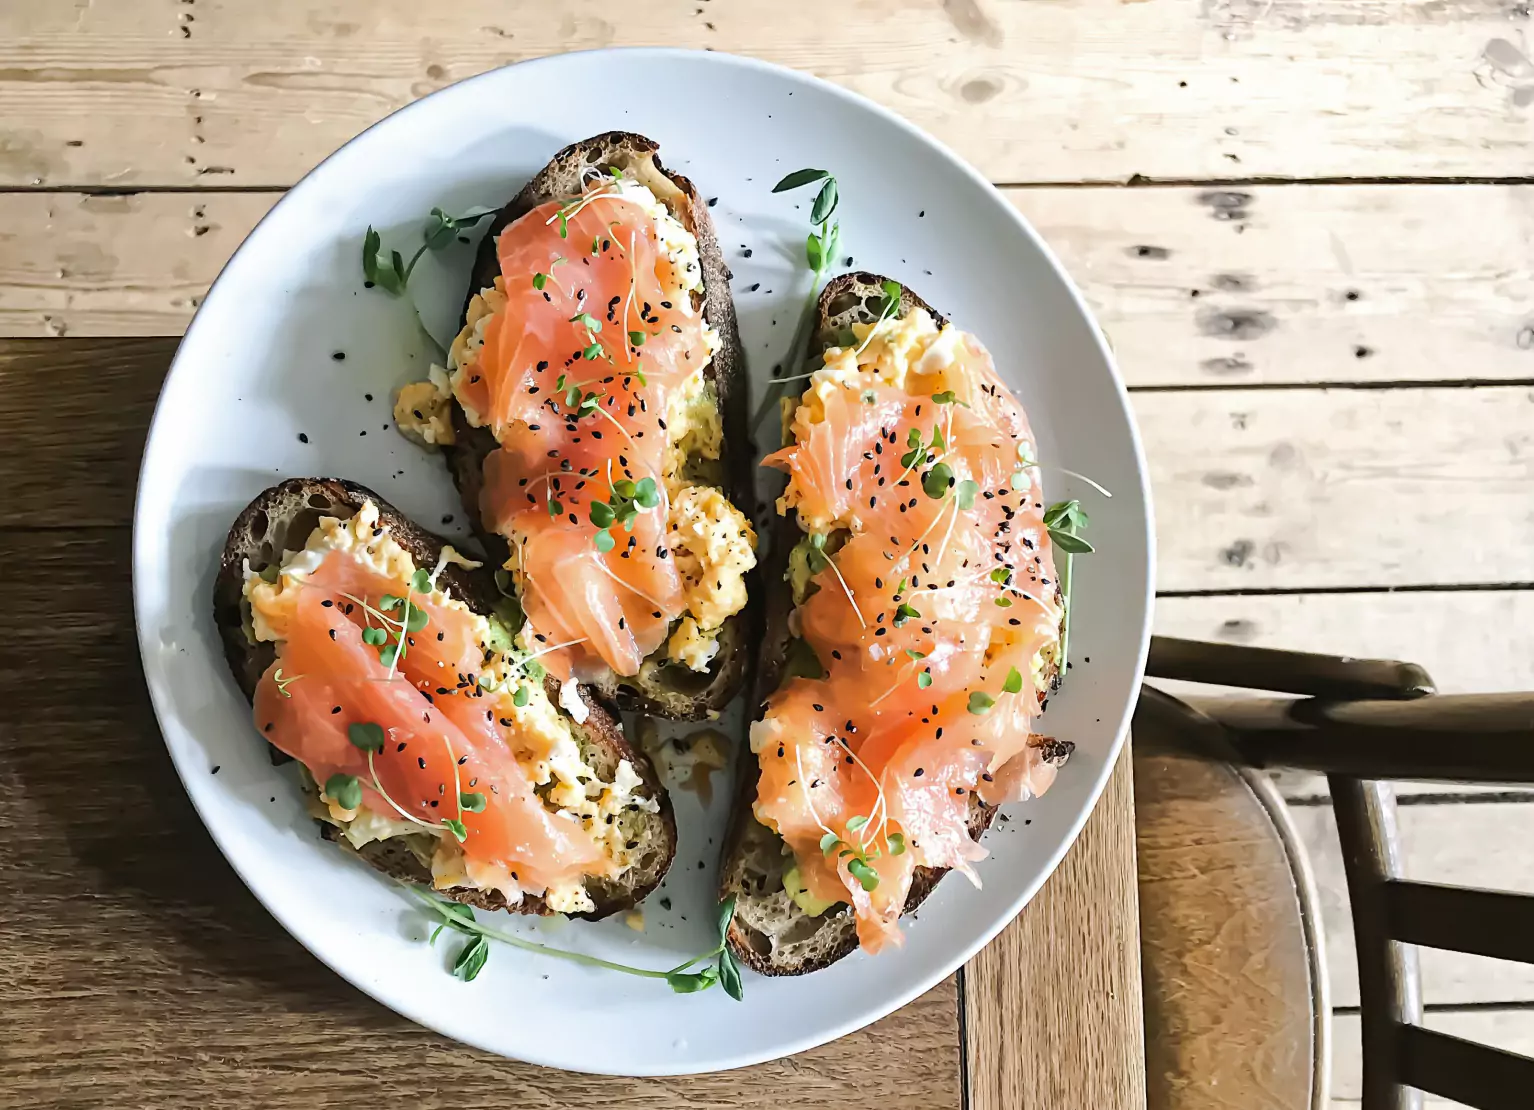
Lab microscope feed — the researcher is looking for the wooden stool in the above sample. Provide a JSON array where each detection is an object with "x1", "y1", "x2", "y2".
[{"x1": 1136, "y1": 636, "x2": 1534, "y2": 1110}]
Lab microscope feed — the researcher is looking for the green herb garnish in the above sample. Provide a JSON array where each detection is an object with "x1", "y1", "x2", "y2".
[
  {"x1": 967, "y1": 691, "x2": 995, "y2": 715},
  {"x1": 411, "y1": 888, "x2": 746, "y2": 999},
  {"x1": 751, "y1": 169, "x2": 843, "y2": 432},
  {"x1": 324, "y1": 773, "x2": 362, "y2": 810},
  {"x1": 1043, "y1": 499, "x2": 1093, "y2": 674},
  {"x1": 361, "y1": 206, "x2": 496, "y2": 295}
]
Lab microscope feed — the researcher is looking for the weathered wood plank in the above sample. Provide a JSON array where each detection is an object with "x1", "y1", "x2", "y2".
[
  {"x1": 965, "y1": 748, "x2": 1145, "y2": 1110},
  {"x1": 1293, "y1": 801, "x2": 1534, "y2": 1010},
  {"x1": 1138, "y1": 385, "x2": 1534, "y2": 592},
  {"x1": 3, "y1": 0, "x2": 1534, "y2": 187},
  {"x1": 8, "y1": 186, "x2": 1534, "y2": 392},
  {"x1": 8, "y1": 339, "x2": 1533, "y2": 595}
]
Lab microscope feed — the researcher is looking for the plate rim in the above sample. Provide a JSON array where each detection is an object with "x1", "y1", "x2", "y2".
[{"x1": 132, "y1": 45, "x2": 1156, "y2": 1075}]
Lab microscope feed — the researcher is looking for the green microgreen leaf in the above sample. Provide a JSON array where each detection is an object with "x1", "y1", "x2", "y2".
[
  {"x1": 405, "y1": 605, "x2": 430, "y2": 633},
  {"x1": 512, "y1": 685, "x2": 530, "y2": 708},
  {"x1": 1050, "y1": 529, "x2": 1096, "y2": 555},
  {"x1": 846, "y1": 857, "x2": 880, "y2": 892},
  {"x1": 893, "y1": 601, "x2": 921, "y2": 627},
  {"x1": 666, "y1": 967, "x2": 719, "y2": 994},
  {"x1": 917, "y1": 671, "x2": 933, "y2": 689},
  {"x1": 904, "y1": 648, "x2": 926, "y2": 661},
  {"x1": 845, "y1": 815, "x2": 869, "y2": 833},
  {"x1": 772, "y1": 167, "x2": 830, "y2": 193},
  {"x1": 441, "y1": 817, "x2": 468, "y2": 843},
  {"x1": 1003, "y1": 666, "x2": 1024, "y2": 695},
  {"x1": 594, "y1": 529, "x2": 615, "y2": 553},
  {"x1": 570, "y1": 312, "x2": 601, "y2": 332},
  {"x1": 348, "y1": 721, "x2": 385, "y2": 752},
  {"x1": 634, "y1": 477, "x2": 660, "y2": 509},
  {"x1": 361, "y1": 626, "x2": 387, "y2": 646},
  {"x1": 716, "y1": 894, "x2": 738, "y2": 944},
  {"x1": 459, "y1": 791, "x2": 487, "y2": 813},
  {"x1": 887, "y1": 832, "x2": 907, "y2": 856},
  {"x1": 968, "y1": 691, "x2": 995, "y2": 715},
  {"x1": 805, "y1": 230, "x2": 824, "y2": 272},
  {"x1": 547, "y1": 498, "x2": 563, "y2": 518},
  {"x1": 379, "y1": 594, "x2": 402, "y2": 611},
  {"x1": 410, "y1": 568, "x2": 433, "y2": 594},
  {"x1": 532, "y1": 272, "x2": 548, "y2": 290},
  {"x1": 810, "y1": 177, "x2": 839, "y2": 225},
  {"x1": 378, "y1": 644, "x2": 399, "y2": 667},
  {"x1": 990, "y1": 567, "x2": 1012, "y2": 584},
  {"x1": 1011, "y1": 468, "x2": 1032, "y2": 492},
  {"x1": 820, "y1": 830, "x2": 842, "y2": 854},
  {"x1": 629, "y1": 330, "x2": 645, "y2": 346},
  {"x1": 931, "y1": 390, "x2": 965, "y2": 406},
  {"x1": 325, "y1": 773, "x2": 362, "y2": 810},
  {"x1": 451, "y1": 934, "x2": 490, "y2": 981},
  {"x1": 923, "y1": 462, "x2": 954, "y2": 500},
  {"x1": 718, "y1": 948, "x2": 744, "y2": 1002},
  {"x1": 589, "y1": 501, "x2": 616, "y2": 528},
  {"x1": 995, "y1": 596, "x2": 1014, "y2": 608},
  {"x1": 956, "y1": 479, "x2": 980, "y2": 510},
  {"x1": 583, "y1": 343, "x2": 603, "y2": 360}
]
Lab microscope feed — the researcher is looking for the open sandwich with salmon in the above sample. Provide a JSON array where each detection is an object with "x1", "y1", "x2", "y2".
[
  {"x1": 213, "y1": 478, "x2": 676, "y2": 919},
  {"x1": 394, "y1": 132, "x2": 758, "y2": 721},
  {"x1": 721, "y1": 275, "x2": 1075, "y2": 974}
]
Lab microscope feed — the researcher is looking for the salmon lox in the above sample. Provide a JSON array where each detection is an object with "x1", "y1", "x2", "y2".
[{"x1": 752, "y1": 306, "x2": 1067, "y2": 953}]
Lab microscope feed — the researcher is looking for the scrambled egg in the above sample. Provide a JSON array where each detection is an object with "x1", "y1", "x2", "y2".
[
  {"x1": 667, "y1": 486, "x2": 755, "y2": 670},
  {"x1": 394, "y1": 365, "x2": 456, "y2": 447},
  {"x1": 242, "y1": 500, "x2": 656, "y2": 915}
]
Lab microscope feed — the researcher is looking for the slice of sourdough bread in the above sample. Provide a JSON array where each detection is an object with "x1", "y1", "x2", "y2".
[
  {"x1": 212, "y1": 476, "x2": 675, "y2": 920},
  {"x1": 719, "y1": 274, "x2": 1071, "y2": 974},
  {"x1": 445, "y1": 132, "x2": 759, "y2": 721}
]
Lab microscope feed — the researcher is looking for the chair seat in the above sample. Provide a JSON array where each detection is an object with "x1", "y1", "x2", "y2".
[{"x1": 1135, "y1": 729, "x2": 1327, "y2": 1110}]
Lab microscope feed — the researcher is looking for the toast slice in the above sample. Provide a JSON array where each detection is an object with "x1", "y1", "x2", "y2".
[
  {"x1": 212, "y1": 477, "x2": 676, "y2": 920},
  {"x1": 443, "y1": 132, "x2": 758, "y2": 721},
  {"x1": 719, "y1": 274, "x2": 1072, "y2": 974}
]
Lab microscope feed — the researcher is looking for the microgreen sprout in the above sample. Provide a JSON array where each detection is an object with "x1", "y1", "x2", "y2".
[
  {"x1": 804, "y1": 532, "x2": 866, "y2": 629},
  {"x1": 271, "y1": 667, "x2": 305, "y2": 697},
  {"x1": 1044, "y1": 500, "x2": 1093, "y2": 674},
  {"x1": 361, "y1": 207, "x2": 497, "y2": 295},
  {"x1": 751, "y1": 169, "x2": 843, "y2": 432},
  {"x1": 411, "y1": 887, "x2": 745, "y2": 998},
  {"x1": 589, "y1": 475, "x2": 660, "y2": 551}
]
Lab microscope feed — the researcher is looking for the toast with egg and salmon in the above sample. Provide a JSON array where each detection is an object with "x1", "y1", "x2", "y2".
[
  {"x1": 720, "y1": 275, "x2": 1074, "y2": 974},
  {"x1": 212, "y1": 477, "x2": 676, "y2": 919},
  {"x1": 396, "y1": 133, "x2": 758, "y2": 721}
]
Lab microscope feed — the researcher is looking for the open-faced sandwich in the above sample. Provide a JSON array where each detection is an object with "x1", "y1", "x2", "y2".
[
  {"x1": 394, "y1": 133, "x2": 758, "y2": 720},
  {"x1": 212, "y1": 478, "x2": 676, "y2": 919},
  {"x1": 721, "y1": 275, "x2": 1076, "y2": 974}
]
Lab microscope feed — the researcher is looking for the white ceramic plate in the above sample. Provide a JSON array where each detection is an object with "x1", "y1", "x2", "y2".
[{"x1": 134, "y1": 48, "x2": 1153, "y2": 1076}]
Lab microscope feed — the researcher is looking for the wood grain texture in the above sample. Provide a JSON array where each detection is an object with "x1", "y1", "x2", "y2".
[
  {"x1": 964, "y1": 747, "x2": 1146, "y2": 1110},
  {"x1": 5, "y1": 0, "x2": 1534, "y2": 186},
  {"x1": 1135, "y1": 743, "x2": 1319, "y2": 1110},
  {"x1": 8, "y1": 185, "x2": 1534, "y2": 391},
  {"x1": 9, "y1": 339, "x2": 1534, "y2": 592},
  {"x1": 0, "y1": 528, "x2": 965, "y2": 1108}
]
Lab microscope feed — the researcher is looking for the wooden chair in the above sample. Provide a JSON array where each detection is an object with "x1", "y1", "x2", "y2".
[{"x1": 1135, "y1": 635, "x2": 1534, "y2": 1110}]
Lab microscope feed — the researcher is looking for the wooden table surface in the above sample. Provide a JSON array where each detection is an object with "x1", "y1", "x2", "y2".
[{"x1": 4, "y1": 1, "x2": 1533, "y2": 1107}]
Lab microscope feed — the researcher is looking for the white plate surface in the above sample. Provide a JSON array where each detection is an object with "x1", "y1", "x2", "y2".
[{"x1": 134, "y1": 47, "x2": 1153, "y2": 1076}]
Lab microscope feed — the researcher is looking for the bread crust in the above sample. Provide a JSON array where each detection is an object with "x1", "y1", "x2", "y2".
[
  {"x1": 719, "y1": 275, "x2": 1071, "y2": 974},
  {"x1": 443, "y1": 132, "x2": 759, "y2": 720},
  {"x1": 212, "y1": 476, "x2": 676, "y2": 920}
]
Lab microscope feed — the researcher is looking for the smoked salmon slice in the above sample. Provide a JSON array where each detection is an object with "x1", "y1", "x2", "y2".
[{"x1": 752, "y1": 303, "x2": 1068, "y2": 953}]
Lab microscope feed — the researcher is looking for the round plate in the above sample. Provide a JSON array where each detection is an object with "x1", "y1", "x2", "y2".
[{"x1": 134, "y1": 47, "x2": 1153, "y2": 1076}]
